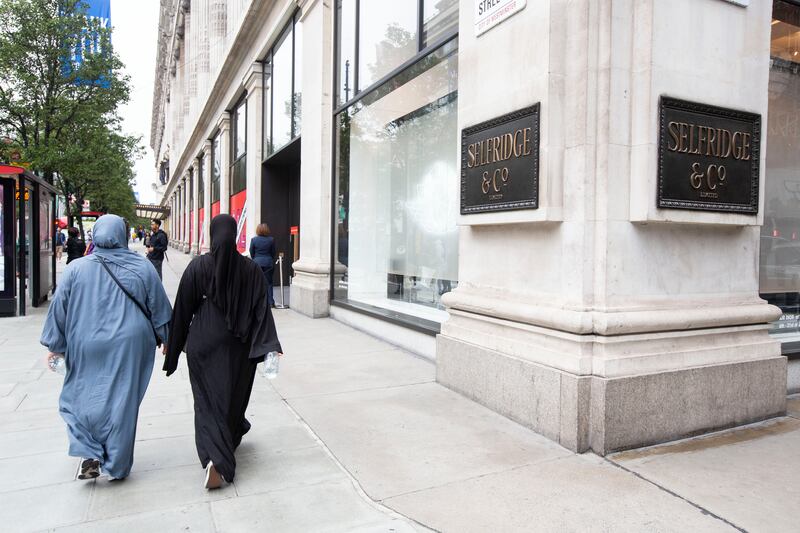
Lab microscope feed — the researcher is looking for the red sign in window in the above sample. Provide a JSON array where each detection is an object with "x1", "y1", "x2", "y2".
[{"x1": 230, "y1": 190, "x2": 247, "y2": 253}]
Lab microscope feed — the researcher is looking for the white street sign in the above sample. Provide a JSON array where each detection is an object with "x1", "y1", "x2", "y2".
[{"x1": 475, "y1": 0, "x2": 527, "y2": 36}]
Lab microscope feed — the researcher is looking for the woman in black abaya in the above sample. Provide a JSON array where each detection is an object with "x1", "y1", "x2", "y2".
[{"x1": 164, "y1": 214, "x2": 282, "y2": 489}]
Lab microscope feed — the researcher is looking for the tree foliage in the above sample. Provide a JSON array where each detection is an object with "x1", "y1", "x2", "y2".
[{"x1": 0, "y1": 0, "x2": 140, "y2": 235}]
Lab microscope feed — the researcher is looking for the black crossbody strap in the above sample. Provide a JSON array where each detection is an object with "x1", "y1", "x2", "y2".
[{"x1": 97, "y1": 256, "x2": 162, "y2": 346}]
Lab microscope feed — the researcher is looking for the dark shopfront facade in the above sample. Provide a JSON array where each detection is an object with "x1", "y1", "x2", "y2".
[{"x1": 0, "y1": 165, "x2": 57, "y2": 317}]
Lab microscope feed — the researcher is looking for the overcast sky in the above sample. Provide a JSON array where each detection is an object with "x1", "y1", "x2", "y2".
[{"x1": 110, "y1": 0, "x2": 159, "y2": 205}]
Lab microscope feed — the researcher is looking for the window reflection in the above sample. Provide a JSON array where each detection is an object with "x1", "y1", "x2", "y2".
[
  {"x1": 271, "y1": 28, "x2": 293, "y2": 153},
  {"x1": 761, "y1": 1, "x2": 800, "y2": 337},
  {"x1": 423, "y1": 0, "x2": 458, "y2": 47},
  {"x1": 337, "y1": 0, "x2": 356, "y2": 105},
  {"x1": 358, "y1": 0, "x2": 418, "y2": 91}
]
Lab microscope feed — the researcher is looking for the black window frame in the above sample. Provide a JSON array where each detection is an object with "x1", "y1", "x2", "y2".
[
  {"x1": 230, "y1": 96, "x2": 247, "y2": 196},
  {"x1": 262, "y1": 10, "x2": 303, "y2": 162}
]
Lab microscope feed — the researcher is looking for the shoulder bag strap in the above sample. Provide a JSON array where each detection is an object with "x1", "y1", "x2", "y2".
[{"x1": 97, "y1": 256, "x2": 162, "y2": 346}]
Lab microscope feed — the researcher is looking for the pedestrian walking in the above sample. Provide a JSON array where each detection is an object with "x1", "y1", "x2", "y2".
[
  {"x1": 164, "y1": 214, "x2": 282, "y2": 489},
  {"x1": 40, "y1": 215, "x2": 172, "y2": 481},
  {"x1": 65, "y1": 227, "x2": 85, "y2": 264},
  {"x1": 249, "y1": 223, "x2": 277, "y2": 307},
  {"x1": 55, "y1": 229, "x2": 66, "y2": 261},
  {"x1": 146, "y1": 219, "x2": 169, "y2": 280}
]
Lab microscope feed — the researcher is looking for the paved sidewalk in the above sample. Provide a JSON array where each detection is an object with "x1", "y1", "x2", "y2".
[{"x1": 1, "y1": 245, "x2": 799, "y2": 532}]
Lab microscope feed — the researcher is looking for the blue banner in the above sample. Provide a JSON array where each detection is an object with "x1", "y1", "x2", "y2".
[{"x1": 62, "y1": 0, "x2": 111, "y2": 86}]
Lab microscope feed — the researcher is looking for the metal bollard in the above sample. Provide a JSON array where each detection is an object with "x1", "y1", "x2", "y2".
[{"x1": 275, "y1": 253, "x2": 287, "y2": 309}]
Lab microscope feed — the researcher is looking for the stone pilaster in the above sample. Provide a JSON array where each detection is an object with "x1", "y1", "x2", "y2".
[
  {"x1": 437, "y1": 0, "x2": 785, "y2": 455},
  {"x1": 291, "y1": 0, "x2": 333, "y2": 318},
  {"x1": 191, "y1": 158, "x2": 200, "y2": 255},
  {"x1": 243, "y1": 62, "x2": 264, "y2": 257},
  {"x1": 202, "y1": 139, "x2": 213, "y2": 253},
  {"x1": 217, "y1": 113, "x2": 231, "y2": 213}
]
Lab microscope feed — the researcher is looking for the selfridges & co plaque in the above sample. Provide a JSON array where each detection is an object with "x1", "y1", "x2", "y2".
[
  {"x1": 461, "y1": 104, "x2": 540, "y2": 214},
  {"x1": 658, "y1": 96, "x2": 760, "y2": 214}
]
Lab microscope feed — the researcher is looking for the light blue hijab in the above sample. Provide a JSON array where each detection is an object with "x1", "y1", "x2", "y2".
[{"x1": 40, "y1": 214, "x2": 172, "y2": 479}]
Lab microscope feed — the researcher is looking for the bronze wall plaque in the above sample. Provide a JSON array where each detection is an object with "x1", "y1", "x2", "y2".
[
  {"x1": 461, "y1": 104, "x2": 540, "y2": 214},
  {"x1": 658, "y1": 96, "x2": 760, "y2": 214}
]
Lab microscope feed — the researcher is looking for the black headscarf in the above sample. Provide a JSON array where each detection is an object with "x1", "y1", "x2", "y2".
[{"x1": 208, "y1": 214, "x2": 257, "y2": 341}]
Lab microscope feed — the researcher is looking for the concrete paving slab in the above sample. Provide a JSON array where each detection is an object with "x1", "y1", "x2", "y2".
[
  {"x1": 0, "y1": 369, "x2": 43, "y2": 384},
  {"x1": 0, "y1": 355, "x2": 40, "y2": 371},
  {"x1": 232, "y1": 446, "x2": 347, "y2": 497},
  {"x1": 210, "y1": 480, "x2": 414, "y2": 533},
  {"x1": 612, "y1": 417, "x2": 800, "y2": 533},
  {"x1": 87, "y1": 464, "x2": 236, "y2": 521},
  {"x1": 272, "y1": 348, "x2": 434, "y2": 399},
  {"x1": 138, "y1": 392, "x2": 194, "y2": 417},
  {"x1": 53, "y1": 502, "x2": 216, "y2": 533},
  {"x1": 0, "y1": 451, "x2": 79, "y2": 493},
  {"x1": 0, "y1": 481, "x2": 92, "y2": 532},
  {"x1": 0, "y1": 393, "x2": 24, "y2": 413},
  {"x1": 0, "y1": 382, "x2": 15, "y2": 396},
  {"x1": 279, "y1": 331, "x2": 401, "y2": 359},
  {"x1": 0, "y1": 406, "x2": 63, "y2": 432},
  {"x1": 288, "y1": 382, "x2": 572, "y2": 500},
  {"x1": 384, "y1": 454, "x2": 733, "y2": 533},
  {"x1": 129, "y1": 434, "x2": 200, "y2": 473},
  {"x1": 0, "y1": 425, "x2": 68, "y2": 459},
  {"x1": 14, "y1": 388, "x2": 61, "y2": 411},
  {"x1": 135, "y1": 413, "x2": 196, "y2": 441}
]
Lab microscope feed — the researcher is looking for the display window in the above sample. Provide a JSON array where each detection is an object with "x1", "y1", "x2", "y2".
[
  {"x1": 761, "y1": 0, "x2": 800, "y2": 350},
  {"x1": 333, "y1": 35, "x2": 459, "y2": 328},
  {"x1": 230, "y1": 189, "x2": 247, "y2": 253},
  {"x1": 263, "y1": 12, "x2": 303, "y2": 158}
]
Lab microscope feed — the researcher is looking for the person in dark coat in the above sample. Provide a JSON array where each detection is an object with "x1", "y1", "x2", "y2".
[
  {"x1": 65, "y1": 227, "x2": 86, "y2": 264},
  {"x1": 146, "y1": 219, "x2": 169, "y2": 280},
  {"x1": 249, "y1": 223, "x2": 277, "y2": 307},
  {"x1": 164, "y1": 214, "x2": 283, "y2": 489}
]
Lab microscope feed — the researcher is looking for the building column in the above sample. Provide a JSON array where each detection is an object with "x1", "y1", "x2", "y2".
[
  {"x1": 291, "y1": 0, "x2": 333, "y2": 318},
  {"x1": 437, "y1": 0, "x2": 784, "y2": 455},
  {"x1": 217, "y1": 113, "x2": 232, "y2": 214},
  {"x1": 202, "y1": 140, "x2": 213, "y2": 253},
  {"x1": 243, "y1": 62, "x2": 263, "y2": 257},
  {"x1": 191, "y1": 158, "x2": 201, "y2": 255},
  {"x1": 176, "y1": 186, "x2": 183, "y2": 249},
  {"x1": 183, "y1": 175, "x2": 191, "y2": 253},
  {"x1": 170, "y1": 194, "x2": 177, "y2": 248}
]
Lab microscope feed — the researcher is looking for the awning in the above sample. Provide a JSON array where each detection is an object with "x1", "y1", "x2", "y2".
[{"x1": 135, "y1": 203, "x2": 171, "y2": 220}]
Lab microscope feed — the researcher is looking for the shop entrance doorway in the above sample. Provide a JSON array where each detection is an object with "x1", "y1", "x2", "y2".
[{"x1": 262, "y1": 138, "x2": 301, "y2": 305}]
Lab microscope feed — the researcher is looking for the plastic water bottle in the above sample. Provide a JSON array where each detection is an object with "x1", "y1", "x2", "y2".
[
  {"x1": 262, "y1": 352, "x2": 279, "y2": 379},
  {"x1": 48, "y1": 355, "x2": 66, "y2": 376}
]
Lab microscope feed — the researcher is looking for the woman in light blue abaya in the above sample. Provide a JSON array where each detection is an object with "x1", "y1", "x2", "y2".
[{"x1": 41, "y1": 214, "x2": 172, "y2": 481}]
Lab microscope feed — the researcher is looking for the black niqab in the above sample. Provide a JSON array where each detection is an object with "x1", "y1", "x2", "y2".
[{"x1": 208, "y1": 214, "x2": 255, "y2": 341}]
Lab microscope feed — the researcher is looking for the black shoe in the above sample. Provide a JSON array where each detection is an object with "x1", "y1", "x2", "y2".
[{"x1": 78, "y1": 458, "x2": 101, "y2": 480}]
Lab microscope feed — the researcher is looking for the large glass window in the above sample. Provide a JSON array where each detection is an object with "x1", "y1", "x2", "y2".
[
  {"x1": 334, "y1": 39, "x2": 459, "y2": 327},
  {"x1": 761, "y1": 1, "x2": 800, "y2": 347},
  {"x1": 272, "y1": 28, "x2": 293, "y2": 151},
  {"x1": 263, "y1": 13, "x2": 303, "y2": 158},
  {"x1": 231, "y1": 98, "x2": 247, "y2": 195},
  {"x1": 211, "y1": 132, "x2": 221, "y2": 203}
]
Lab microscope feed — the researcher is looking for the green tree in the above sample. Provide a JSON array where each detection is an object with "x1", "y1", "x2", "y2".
[{"x1": 0, "y1": 0, "x2": 140, "y2": 237}]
